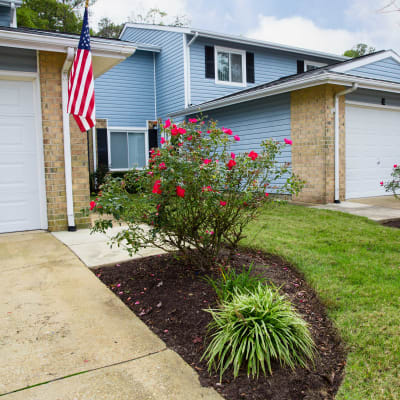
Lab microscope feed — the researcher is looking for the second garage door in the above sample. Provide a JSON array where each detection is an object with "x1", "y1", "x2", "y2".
[
  {"x1": 345, "y1": 103, "x2": 400, "y2": 199},
  {"x1": 0, "y1": 79, "x2": 45, "y2": 233}
]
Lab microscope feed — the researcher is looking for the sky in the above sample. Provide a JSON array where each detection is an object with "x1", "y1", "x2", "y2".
[{"x1": 89, "y1": 0, "x2": 400, "y2": 55}]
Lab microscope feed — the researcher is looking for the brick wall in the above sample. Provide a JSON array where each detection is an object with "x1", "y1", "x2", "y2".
[
  {"x1": 39, "y1": 51, "x2": 90, "y2": 230},
  {"x1": 291, "y1": 84, "x2": 346, "y2": 203}
]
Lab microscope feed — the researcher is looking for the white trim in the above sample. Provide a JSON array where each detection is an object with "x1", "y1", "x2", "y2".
[
  {"x1": 108, "y1": 126, "x2": 148, "y2": 171},
  {"x1": 183, "y1": 34, "x2": 189, "y2": 107},
  {"x1": 345, "y1": 100, "x2": 400, "y2": 112},
  {"x1": 0, "y1": 70, "x2": 37, "y2": 80},
  {"x1": 0, "y1": 29, "x2": 136, "y2": 59},
  {"x1": 34, "y1": 52, "x2": 48, "y2": 230},
  {"x1": 120, "y1": 23, "x2": 347, "y2": 62},
  {"x1": 214, "y1": 45, "x2": 246, "y2": 87},
  {"x1": 61, "y1": 48, "x2": 75, "y2": 229},
  {"x1": 153, "y1": 52, "x2": 157, "y2": 119},
  {"x1": 330, "y1": 50, "x2": 400, "y2": 73},
  {"x1": 169, "y1": 71, "x2": 400, "y2": 117},
  {"x1": 304, "y1": 60, "x2": 327, "y2": 71}
]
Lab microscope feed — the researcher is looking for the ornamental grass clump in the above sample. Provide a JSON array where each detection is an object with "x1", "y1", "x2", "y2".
[
  {"x1": 90, "y1": 117, "x2": 304, "y2": 269},
  {"x1": 202, "y1": 284, "x2": 315, "y2": 379},
  {"x1": 203, "y1": 263, "x2": 265, "y2": 303}
]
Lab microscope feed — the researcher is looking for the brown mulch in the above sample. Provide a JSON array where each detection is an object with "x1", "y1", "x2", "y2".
[
  {"x1": 381, "y1": 219, "x2": 400, "y2": 229},
  {"x1": 93, "y1": 249, "x2": 347, "y2": 400}
]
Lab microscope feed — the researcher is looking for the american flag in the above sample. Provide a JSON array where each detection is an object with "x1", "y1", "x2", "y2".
[{"x1": 67, "y1": 7, "x2": 95, "y2": 132}]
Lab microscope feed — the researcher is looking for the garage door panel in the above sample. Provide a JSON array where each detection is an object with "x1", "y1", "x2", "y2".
[
  {"x1": 346, "y1": 104, "x2": 400, "y2": 199},
  {"x1": 0, "y1": 79, "x2": 43, "y2": 233}
]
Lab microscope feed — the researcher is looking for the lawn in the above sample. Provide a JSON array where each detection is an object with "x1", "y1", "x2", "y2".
[{"x1": 241, "y1": 203, "x2": 400, "y2": 400}]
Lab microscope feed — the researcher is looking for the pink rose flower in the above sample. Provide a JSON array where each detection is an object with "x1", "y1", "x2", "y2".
[
  {"x1": 160, "y1": 137, "x2": 166, "y2": 144},
  {"x1": 220, "y1": 200, "x2": 227, "y2": 206},
  {"x1": 159, "y1": 162, "x2": 166, "y2": 170},
  {"x1": 178, "y1": 127, "x2": 186, "y2": 134},
  {"x1": 186, "y1": 135, "x2": 193, "y2": 141},
  {"x1": 234, "y1": 135, "x2": 240, "y2": 141},
  {"x1": 176, "y1": 185, "x2": 185, "y2": 198},
  {"x1": 89, "y1": 201, "x2": 96, "y2": 211},
  {"x1": 380, "y1": 181, "x2": 384, "y2": 186},
  {"x1": 222, "y1": 127, "x2": 233, "y2": 135},
  {"x1": 171, "y1": 128, "x2": 179, "y2": 136},
  {"x1": 227, "y1": 159, "x2": 236, "y2": 170},
  {"x1": 188, "y1": 118, "x2": 197, "y2": 123},
  {"x1": 231, "y1": 152, "x2": 236, "y2": 159},
  {"x1": 163, "y1": 119, "x2": 171, "y2": 129},
  {"x1": 284, "y1": 138, "x2": 293, "y2": 145},
  {"x1": 248, "y1": 151, "x2": 258, "y2": 161},
  {"x1": 394, "y1": 164, "x2": 398, "y2": 168},
  {"x1": 152, "y1": 180, "x2": 162, "y2": 194},
  {"x1": 203, "y1": 159, "x2": 212, "y2": 164}
]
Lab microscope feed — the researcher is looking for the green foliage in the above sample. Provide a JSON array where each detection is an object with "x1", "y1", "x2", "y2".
[
  {"x1": 91, "y1": 117, "x2": 303, "y2": 269},
  {"x1": 203, "y1": 264, "x2": 265, "y2": 303},
  {"x1": 17, "y1": 0, "x2": 93, "y2": 33},
  {"x1": 381, "y1": 164, "x2": 400, "y2": 199},
  {"x1": 96, "y1": 17, "x2": 123, "y2": 38},
  {"x1": 343, "y1": 43, "x2": 376, "y2": 58},
  {"x1": 202, "y1": 284, "x2": 315, "y2": 379},
  {"x1": 89, "y1": 164, "x2": 109, "y2": 194}
]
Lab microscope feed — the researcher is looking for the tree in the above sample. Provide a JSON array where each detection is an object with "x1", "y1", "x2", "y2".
[
  {"x1": 96, "y1": 17, "x2": 123, "y2": 38},
  {"x1": 343, "y1": 43, "x2": 376, "y2": 58},
  {"x1": 128, "y1": 7, "x2": 189, "y2": 27},
  {"x1": 17, "y1": 0, "x2": 95, "y2": 33}
]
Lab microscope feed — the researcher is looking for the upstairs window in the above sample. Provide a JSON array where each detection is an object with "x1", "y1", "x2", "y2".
[
  {"x1": 304, "y1": 60, "x2": 327, "y2": 71},
  {"x1": 215, "y1": 46, "x2": 246, "y2": 86}
]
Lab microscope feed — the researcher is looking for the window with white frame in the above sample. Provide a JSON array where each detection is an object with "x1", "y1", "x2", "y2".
[
  {"x1": 109, "y1": 129, "x2": 147, "y2": 170},
  {"x1": 215, "y1": 46, "x2": 246, "y2": 86},
  {"x1": 304, "y1": 60, "x2": 327, "y2": 71}
]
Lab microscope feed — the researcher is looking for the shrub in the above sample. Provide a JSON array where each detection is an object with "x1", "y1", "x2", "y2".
[
  {"x1": 203, "y1": 264, "x2": 265, "y2": 303},
  {"x1": 381, "y1": 164, "x2": 400, "y2": 199},
  {"x1": 202, "y1": 284, "x2": 315, "y2": 379},
  {"x1": 90, "y1": 117, "x2": 304, "y2": 269}
]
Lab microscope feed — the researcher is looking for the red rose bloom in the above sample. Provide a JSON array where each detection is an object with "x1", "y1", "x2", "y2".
[
  {"x1": 227, "y1": 159, "x2": 236, "y2": 170},
  {"x1": 152, "y1": 180, "x2": 162, "y2": 194},
  {"x1": 89, "y1": 201, "x2": 96, "y2": 211},
  {"x1": 248, "y1": 151, "x2": 258, "y2": 161},
  {"x1": 176, "y1": 185, "x2": 185, "y2": 198}
]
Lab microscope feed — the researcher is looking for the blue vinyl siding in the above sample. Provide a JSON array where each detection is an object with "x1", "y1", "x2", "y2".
[
  {"x1": 0, "y1": 5, "x2": 11, "y2": 26},
  {"x1": 347, "y1": 57, "x2": 400, "y2": 83},
  {"x1": 95, "y1": 50, "x2": 155, "y2": 127},
  {"x1": 121, "y1": 27, "x2": 185, "y2": 120},
  {"x1": 0, "y1": 46, "x2": 37, "y2": 72},
  {"x1": 346, "y1": 88, "x2": 400, "y2": 107},
  {"x1": 192, "y1": 93, "x2": 291, "y2": 188},
  {"x1": 189, "y1": 37, "x2": 336, "y2": 105}
]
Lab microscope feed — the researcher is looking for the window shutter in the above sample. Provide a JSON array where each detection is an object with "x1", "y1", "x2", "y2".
[
  {"x1": 96, "y1": 128, "x2": 108, "y2": 168},
  {"x1": 246, "y1": 52, "x2": 255, "y2": 83},
  {"x1": 205, "y1": 46, "x2": 215, "y2": 78},
  {"x1": 297, "y1": 60, "x2": 305, "y2": 74}
]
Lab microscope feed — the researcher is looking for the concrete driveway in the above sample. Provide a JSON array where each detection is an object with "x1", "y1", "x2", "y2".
[
  {"x1": 0, "y1": 231, "x2": 221, "y2": 399},
  {"x1": 311, "y1": 195, "x2": 400, "y2": 221}
]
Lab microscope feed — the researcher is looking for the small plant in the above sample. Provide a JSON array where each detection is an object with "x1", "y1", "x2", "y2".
[
  {"x1": 381, "y1": 164, "x2": 400, "y2": 199},
  {"x1": 203, "y1": 264, "x2": 264, "y2": 303},
  {"x1": 202, "y1": 284, "x2": 315, "y2": 379}
]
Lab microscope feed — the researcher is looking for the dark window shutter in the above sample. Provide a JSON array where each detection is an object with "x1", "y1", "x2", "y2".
[
  {"x1": 246, "y1": 52, "x2": 255, "y2": 83},
  {"x1": 205, "y1": 46, "x2": 215, "y2": 78},
  {"x1": 148, "y1": 128, "x2": 158, "y2": 152},
  {"x1": 96, "y1": 128, "x2": 108, "y2": 168},
  {"x1": 297, "y1": 60, "x2": 305, "y2": 74}
]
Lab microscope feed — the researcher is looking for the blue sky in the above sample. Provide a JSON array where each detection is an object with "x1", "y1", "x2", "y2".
[{"x1": 91, "y1": 0, "x2": 400, "y2": 54}]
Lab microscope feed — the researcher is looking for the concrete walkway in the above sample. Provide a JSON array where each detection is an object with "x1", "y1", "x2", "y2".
[
  {"x1": 0, "y1": 231, "x2": 221, "y2": 399},
  {"x1": 52, "y1": 226, "x2": 165, "y2": 268},
  {"x1": 310, "y1": 195, "x2": 400, "y2": 221}
]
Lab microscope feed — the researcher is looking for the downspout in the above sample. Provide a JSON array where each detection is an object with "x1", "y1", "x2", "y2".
[
  {"x1": 334, "y1": 83, "x2": 358, "y2": 203},
  {"x1": 61, "y1": 47, "x2": 76, "y2": 231},
  {"x1": 10, "y1": 1, "x2": 17, "y2": 28},
  {"x1": 185, "y1": 32, "x2": 199, "y2": 107}
]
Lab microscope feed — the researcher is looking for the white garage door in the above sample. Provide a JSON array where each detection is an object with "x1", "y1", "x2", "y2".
[
  {"x1": 0, "y1": 79, "x2": 45, "y2": 233},
  {"x1": 346, "y1": 103, "x2": 400, "y2": 199}
]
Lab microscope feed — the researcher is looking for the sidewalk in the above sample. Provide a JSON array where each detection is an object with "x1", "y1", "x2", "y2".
[{"x1": 0, "y1": 231, "x2": 221, "y2": 399}]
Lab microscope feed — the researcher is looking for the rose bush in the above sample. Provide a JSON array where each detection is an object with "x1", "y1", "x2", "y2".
[
  {"x1": 381, "y1": 164, "x2": 400, "y2": 199},
  {"x1": 90, "y1": 117, "x2": 304, "y2": 269}
]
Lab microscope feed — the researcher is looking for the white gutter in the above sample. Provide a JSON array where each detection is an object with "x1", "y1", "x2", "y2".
[
  {"x1": 169, "y1": 72, "x2": 400, "y2": 117},
  {"x1": 61, "y1": 47, "x2": 76, "y2": 231},
  {"x1": 334, "y1": 83, "x2": 358, "y2": 203},
  {"x1": 184, "y1": 32, "x2": 199, "y2": 107},
  {"x1": 10, "y1": 1, "x2": 17, "y2": 28}
]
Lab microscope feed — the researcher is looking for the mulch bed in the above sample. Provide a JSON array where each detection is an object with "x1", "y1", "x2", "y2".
[
  {"x1": 381, "y1": 219, "x2": 400, "y2": 229},
  {"x1": 93, "y1": 249, "x2": 347, "y2": 400}
]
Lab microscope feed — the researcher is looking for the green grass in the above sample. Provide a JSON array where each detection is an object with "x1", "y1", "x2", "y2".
[{"x1": 241, "y1": 202, "x2": 400, "y2": 400}]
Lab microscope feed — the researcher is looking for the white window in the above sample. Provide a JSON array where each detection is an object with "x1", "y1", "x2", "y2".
[
  {"x1": 108, "y1": 128, "x2": 148, "y2": 170},
  {"x1": 304, "y1": 60, "x2": 327, "y2": 71},
  {"x1": 215, "y1": 46, "x2": 246, "y2": 86}
]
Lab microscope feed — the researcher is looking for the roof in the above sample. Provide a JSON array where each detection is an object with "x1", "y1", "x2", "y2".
[
  {"x1": 169, "y1": 50, "x2": 400, "y2": 117},
  {"x1": 121, "y1": 23, "x2": 348, "y2": 62},
  {"x1": 0, "y1": 0, "x2": 22, "y2": 7},
  {"x1": 0, "y1": 25, "x2": 161, "y2": 52}
]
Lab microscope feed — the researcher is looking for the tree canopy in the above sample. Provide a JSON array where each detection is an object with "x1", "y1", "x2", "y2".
[{"x1": 343, "y1": 43, "x2": 376, "y2": 58}]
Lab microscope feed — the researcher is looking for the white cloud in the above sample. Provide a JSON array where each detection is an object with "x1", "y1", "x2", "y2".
[
  {"x1": 90, "y1": 0, "x2": 189, "y2": 28},
  {"x1": 246, "y1": 15, "x2": 370, "y2": 56}
]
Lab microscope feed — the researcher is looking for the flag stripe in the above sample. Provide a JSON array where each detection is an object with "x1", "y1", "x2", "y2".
[{"x1": 67, "y1": 7, "x2": 95, "y2": 133}]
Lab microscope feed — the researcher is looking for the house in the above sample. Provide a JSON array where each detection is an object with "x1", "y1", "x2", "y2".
[
  {"x1": 95, "y1": 23, "x2": 400, "y2": 205},
  {"x1": 0, "y1": 0, "x2": 137, "y2": 233}
]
